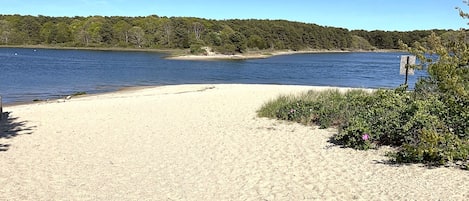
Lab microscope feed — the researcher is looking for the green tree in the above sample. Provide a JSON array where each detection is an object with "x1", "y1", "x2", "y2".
[
  {"x1": 19, "y1": 16, "x2": 41, "y2": 44},
  {"x1": 69, "y1": 18, "x2": 88, "y2": 46},
  {"x1": 0, "y1": 14, "x2": 447, "y2": 52},
  {"x1": 55, "y1": 22, "x2": 71, "y2": 43},
  {"x1": 128, "y1": 26, "x2": 145, "y2": 47},
  {"x1": 113, "y1": 20, "x2": 132, "y2": 45},
  {"x1": 0, "y1": 19, "x2": 11, "y2": 44},
  {"x1": 99, "y1": 19, "x2": 114, "y2": 45},
  {"x1": 71, "y1": 16, "x2": 105, "y2": 46},
  {"x1": 40, "y1": 21, "x2": 55, "y2": 43},
  {"x1": 134, "y1": 16, "x2": 160, "y2": 47},
  {"x1": 229, "y1": 32, "x2": 247, "y2": 53},
  {"x1": 247, "y1": 34, "x2": 266, "y2": 49},
  {"x1": 161, "y1": 19, "x2": 172, "y2": 47},
  {"x1": 204, "y1": 31, "x2": 222, "y2": 46}
]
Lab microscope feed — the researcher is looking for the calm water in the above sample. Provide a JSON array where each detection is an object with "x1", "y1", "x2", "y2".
[{"x1": 0, "y1": 48, "x2": 426, "y2": 104}]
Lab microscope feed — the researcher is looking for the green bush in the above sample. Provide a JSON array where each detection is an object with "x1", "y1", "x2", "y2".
[
  {"x1": 366, "y1": 89, "x2": 412, "y2": 145},
  {"x1": 335, "y1": 117, "x2": 373, "y2": 150},
  {"x1": 258, "y1": 86, "x2": 468, "y2": 167},
  {"x1": 393, "y1": 129, "x2": 469, "y2": 166},
  {"x1": 259, "y1": 89, "x2": 373, "y2": 128},
  {"x1": 189, "y1": 42, "x2": 207, "y2": 55},
  {"x1": 276, "y1": 100, "x2": 315, "y2": 124},
  {"x1": 258, "y1": 95, "x2": 296, "y2": 119}
]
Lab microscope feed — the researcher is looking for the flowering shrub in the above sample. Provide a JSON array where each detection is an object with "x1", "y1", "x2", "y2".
[
  {"x1": 334, "y1": 117, "x2": 373, "y2": 150},
  {"x1": 275, "y1": 99, "x2": 315, "y2": 124},
  {"x1": 258, "y1": 86, "x2": 468, "y2": 167}
]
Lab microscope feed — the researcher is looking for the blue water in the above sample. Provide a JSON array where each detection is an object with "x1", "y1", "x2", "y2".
[{"x1": 0, "y1": 48, "x2": 426, "y2": 104}]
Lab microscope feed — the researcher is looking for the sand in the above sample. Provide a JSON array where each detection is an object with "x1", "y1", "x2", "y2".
[
  {"x1": 166, "y1": 50, "x2": 352, "y2": 61},
  {"x1": 0, "y1": 84, "x2": 467, "y2": 200}
]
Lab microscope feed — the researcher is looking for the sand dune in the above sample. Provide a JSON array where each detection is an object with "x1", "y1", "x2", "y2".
[{"x1": 1, "y1": 84, "x2": 467, "y2": 200}]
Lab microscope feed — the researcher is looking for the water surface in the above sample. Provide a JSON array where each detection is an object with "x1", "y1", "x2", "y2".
[{"x1": 0, "y1": 48, "x2": 426, "y2": 104}]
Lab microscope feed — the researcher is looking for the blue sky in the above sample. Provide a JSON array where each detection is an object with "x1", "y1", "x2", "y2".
[{"x1": 0, "y1": 0, "x2": 467, "y2": 31}]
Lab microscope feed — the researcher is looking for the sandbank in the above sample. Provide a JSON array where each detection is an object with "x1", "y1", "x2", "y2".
[
  {"x1": 167, "y1": 50, "x2": 353, "y2": 61},
  {"x1": 1, "y1": 84, "x2": 467, "y2": 200}
]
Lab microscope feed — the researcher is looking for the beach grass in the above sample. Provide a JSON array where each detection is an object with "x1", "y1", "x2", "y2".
[
  {"x1": 258, "y1": 87, "x2": 469, "y2": 168},
  {"x1": 258, "y1": 89, "x2": 372, "y2": 128}
]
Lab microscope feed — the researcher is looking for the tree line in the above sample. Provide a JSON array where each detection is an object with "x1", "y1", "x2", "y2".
[{"x1": 0, "y1": 14, "x2": 453, "y2": 54}]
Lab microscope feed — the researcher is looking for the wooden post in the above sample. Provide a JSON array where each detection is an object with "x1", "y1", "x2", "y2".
[
  {"x1": 0, "y1": 96, "x2": 2, "y2": 121},
  {"x1": 404, "y1": 56, "x2": 410, "y2": 86}
]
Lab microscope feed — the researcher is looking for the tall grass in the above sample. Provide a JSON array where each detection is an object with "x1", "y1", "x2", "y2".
[{"x1": 258, "y1": 89, "x2": 372, "y2": 128}]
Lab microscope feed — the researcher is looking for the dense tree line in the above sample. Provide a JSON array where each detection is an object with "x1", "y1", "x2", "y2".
[
  {"x1": 0, "y1": 14, "x2": 451, "y2": 54},
  {"x1": 351, "y1": 29, "x2": 450, "y2": 49}
]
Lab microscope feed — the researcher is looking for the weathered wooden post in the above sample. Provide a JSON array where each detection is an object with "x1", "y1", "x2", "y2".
[{"x1": 400, "y1": 55, "x2": 416, "y2": 88}]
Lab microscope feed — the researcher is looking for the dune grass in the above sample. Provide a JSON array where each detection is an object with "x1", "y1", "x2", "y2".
[{"x1": 258, "y1": 87, "x2": 468, "y2": 169}]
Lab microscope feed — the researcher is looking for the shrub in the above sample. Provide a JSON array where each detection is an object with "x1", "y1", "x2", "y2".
[
  {"x1": 335, "y1": 117, "x2": 373, "y2": 150},
  {"x1": 392, "y1": 129, "x2": 469, "y2": 166},
  {"x1": 259, "y1": 89, "x2": 374, "y2": 129},
  {"x1": 276, "y1": 100, "x2": 315, "y2": 125},
  {"x1": 258, "y1": 86, "x2": 468, "y2": 167},
  {"x1": 366, "y1": 89, "x2": 413, "y2": 145},
  {"x1": 258, "y1": 95, "x2": 296, "y2": 119},
  {"x1": 189, "y1": 42, "x2": 207, "y2": 55}
]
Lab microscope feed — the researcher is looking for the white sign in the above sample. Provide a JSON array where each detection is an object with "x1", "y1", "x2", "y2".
[{"x1": 400, "y1": 55, "x2": 416, "y2": 75}]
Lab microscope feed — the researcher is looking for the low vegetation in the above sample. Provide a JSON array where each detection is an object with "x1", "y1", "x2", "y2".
[
  {"x1": 70, "y1": 91, "x2": 87, "y2": 97},
  {"x1": 258, "y1": 15, "x2": 469, "y2": 169}
]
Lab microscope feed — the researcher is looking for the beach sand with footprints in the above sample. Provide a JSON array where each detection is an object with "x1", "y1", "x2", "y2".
[{"x1": 1, "y1": 84, "x2": 468, "y2": 200}]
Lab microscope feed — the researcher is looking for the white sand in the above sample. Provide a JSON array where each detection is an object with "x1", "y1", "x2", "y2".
[
  {"x1": 167, "y1": 50, "x2": 351, "y2": 60},
  {"x1": 1, "y1": 84, "x2": 467, "y2": 200}
]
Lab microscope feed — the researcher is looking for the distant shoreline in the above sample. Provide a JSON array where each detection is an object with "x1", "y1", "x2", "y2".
[
  {"x1": 0, "y1": 45, "x2": 179, "y2": 54},
  {"x1": 0, "y1": 45, "x2": 404, "y2": 61},
  {"x1": 166, "y1": 49, "x2": 403, "y2": 61}
]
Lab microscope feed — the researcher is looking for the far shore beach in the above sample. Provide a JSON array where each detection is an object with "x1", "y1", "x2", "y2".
[
  {"x1": 165, "y1": 49, "x2": 403, "y2": 61},
  {"x1": 165, "y1": 50, "x2": 354, "y2": 60},
  {"x1": 1, "y1": 84, "x2": 467, "y2": 200},
  {"x1": 1, "y1": 45, "x2": 402, "y2": 61}
]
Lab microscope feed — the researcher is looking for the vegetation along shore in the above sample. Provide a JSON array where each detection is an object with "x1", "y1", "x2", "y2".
[{"x1": 0, "y1": 14, "x2": 453, "y2": 58}]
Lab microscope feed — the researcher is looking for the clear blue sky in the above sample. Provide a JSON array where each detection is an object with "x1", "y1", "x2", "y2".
[{"x1": 0, "y1": 0, "x2": 467, "y2": 31}]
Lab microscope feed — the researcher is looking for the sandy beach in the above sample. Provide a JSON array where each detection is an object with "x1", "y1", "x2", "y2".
[
  {"x1": 166, "y1": 50, "x2": 353, "y2": 61},
  {"x1": 1, "y1": 84, "x2": 468, "y2": 200}
]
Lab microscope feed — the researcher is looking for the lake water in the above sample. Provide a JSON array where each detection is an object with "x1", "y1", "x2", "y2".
[{"x1": 0, "y1": 48, "x2": 426, "y2": 104}]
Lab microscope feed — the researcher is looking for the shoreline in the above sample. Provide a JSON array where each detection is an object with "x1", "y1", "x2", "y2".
[
  {"x1": 165, "y1": 49, "x2": 404, "y2": 61},
  {"x1": 1, "y1": 83, "x2": 380, "y2": 107},
  {"x1": 0, "y1": 45, "x2": 181, "y2": 54},
  {"x1": 1, "y1": 84, "x2": 467, "y2": 200},
  {"x1": 1, "y1": 84, "x2": 167, "y2": 107},
  {"x1": 1, "y1": 83, "x2": 357, "y2": 107},
  {"x1": 1, "y1": 45, "x2": 404, "y2": 61}
]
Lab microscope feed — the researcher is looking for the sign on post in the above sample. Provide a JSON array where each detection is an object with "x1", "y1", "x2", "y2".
[
  {"x1": 400, "y1": 55, "x2": 416, "y2": 86},
  {"x1": 400, "y1": 55, "x2": 416, "y2": 75}
]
